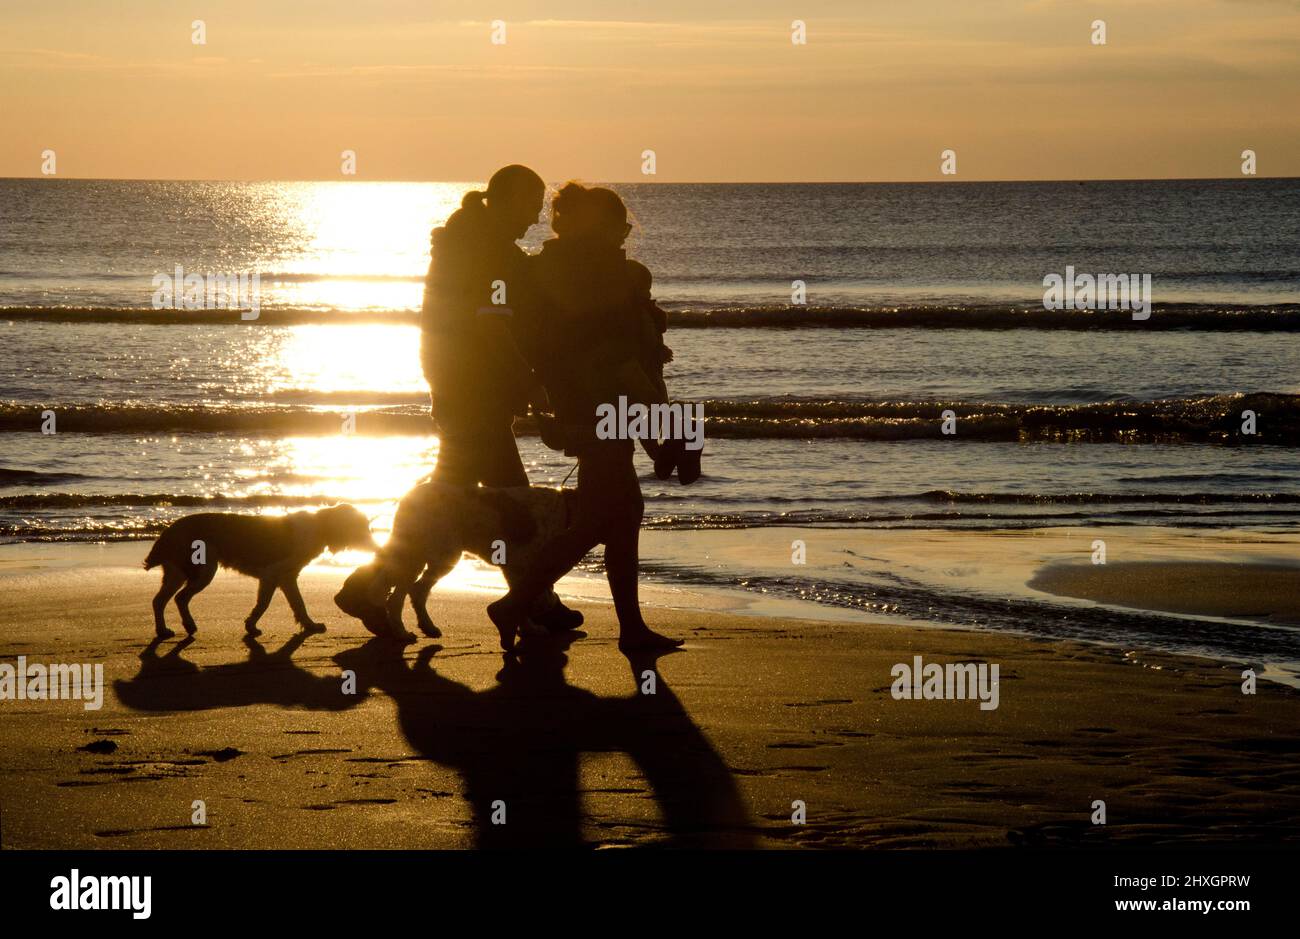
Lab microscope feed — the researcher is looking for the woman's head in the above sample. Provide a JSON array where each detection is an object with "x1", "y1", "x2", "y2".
[
  {"x1": 461, "y1": 164, "x2": 546, "y2": 239},
  {"x1": 551, "y1": 182, "x2": 632, "y2": 246}
]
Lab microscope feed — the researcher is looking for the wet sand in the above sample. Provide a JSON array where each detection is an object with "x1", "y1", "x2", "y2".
[
  {"x1": 2, "y1": 547, "x2": 1298, "y2": 849},
  {"x1": 1029, "y1": 560, "x2": 1300, "y2": 624}
]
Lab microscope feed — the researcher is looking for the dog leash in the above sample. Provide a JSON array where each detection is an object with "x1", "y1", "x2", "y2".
[{"x1": 560, "y1": 460, "x2": 578, "y2": 488}]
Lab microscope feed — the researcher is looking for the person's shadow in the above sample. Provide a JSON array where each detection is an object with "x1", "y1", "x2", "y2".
[
  {"x1": 616, "y1": 649, "x2": 755, "y2": 847},
  {"x1": 115, "y1": 633, "x2": 755, "y2": 846},
  {"x1": 334, "y1": 638, "x2": 756, "y2": 848}
]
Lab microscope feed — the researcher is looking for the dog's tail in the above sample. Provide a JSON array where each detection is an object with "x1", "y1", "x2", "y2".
[
  {"x1": 472, "y1": 488, "x2": 537, "y2": 543},
  {"x1": 143, "y1": 523, "x2": 183, "y2": 570},
  {"x1": 142, "y1": 539, "x2": 165, "y2": 571}
]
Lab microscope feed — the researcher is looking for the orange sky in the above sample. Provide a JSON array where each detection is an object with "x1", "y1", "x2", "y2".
[{"x1": 3, "y1": 0, "x2": 1298, "y2": 181}]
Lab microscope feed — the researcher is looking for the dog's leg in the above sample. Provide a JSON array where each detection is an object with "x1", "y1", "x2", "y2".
[
  {"x1": 152, "y1": 565, "x2": 186, "y2": 638},
  {"x1": 363, "y1": 563, "x2": 392, "y2": 607},
  {"x1": 369, "y1": 549, "x2": 420, "y2": 643},
  {"x1": 409, "y1": 552, "x2": 457, "y2": 638},
  {"x1": 244, "y1": 577, "x2": 276, "y2": 636},
  {"x1": 279, "y1": 572, "x2": 325, "y2": 632},
  {"x1": 361, "y1": 563, "x2": 399, "y2": 636},
  {"x1": 384, "y1": 583, "x2": 416, "y2": 642},
  {"x1": 381, "y1": 567, "x2": 421, "y2": 645},
  {"x1": 174, "y1": 563, "x2": 217, "y2": 636},
  {"x1": 407, "y1": 566, "x2": 439, "y2": 638}
]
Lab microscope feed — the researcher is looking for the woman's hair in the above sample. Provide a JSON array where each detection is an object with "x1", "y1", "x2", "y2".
[
  {"x1": 551, "y1": 181, "x2": 632, "y2": 241},
  {"x1": 461, "y1": 164, "x2": 545, "y2": 211}
]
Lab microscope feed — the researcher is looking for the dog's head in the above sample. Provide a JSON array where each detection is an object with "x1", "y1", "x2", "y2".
[
  {"x1": 334, "y1": 563, "x2": 391, "y2": 636},
  {"x1": 317, "y1": 504, "x2": 378, "y2": 554}
]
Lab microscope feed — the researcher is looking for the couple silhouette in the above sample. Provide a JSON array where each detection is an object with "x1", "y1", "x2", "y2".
[
  {"x1": 117, "y1": 168, "x2": 738, "y2": 847},
  {"x1": 407, "y1": 164, "x2": 695, "y2": 652}
]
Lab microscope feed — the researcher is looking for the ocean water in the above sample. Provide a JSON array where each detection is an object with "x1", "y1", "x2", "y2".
[
  {"x1": 3, "y1": 178, "x2": 1299, "y2": 311},
  {"x1": 1, "y1": 178, "x2": 1299, "y2": 667}
]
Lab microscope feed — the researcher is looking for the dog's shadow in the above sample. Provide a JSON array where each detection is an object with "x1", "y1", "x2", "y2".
[
  {"x1": 334, "y1": 637, "x2": 756, "y2": 848},
  {"x1": 113, "y1": 633, "x2": 361, "y2": 713}
]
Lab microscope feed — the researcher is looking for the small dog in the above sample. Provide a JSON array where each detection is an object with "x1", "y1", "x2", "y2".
[
  {"x1": 144, "y1": 505, "x2": 377, "y2": 638},
  {"x1": 334, "y1": 482, "x2": 576, "y2": 645}
]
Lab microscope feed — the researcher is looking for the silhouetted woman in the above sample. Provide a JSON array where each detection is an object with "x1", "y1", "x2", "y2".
[
  {"x1": 487, "y1": 183, "x2": 682, "y2": 653},
  {"x1": 421, "y1": 165, "x2": 580, "y2": 631},
  {"x1": 422, "y1": 164, "x2": 546, "y2": 488}
]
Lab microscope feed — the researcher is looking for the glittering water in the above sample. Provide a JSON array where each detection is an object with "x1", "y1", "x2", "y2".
[{"x1": 1, "y1": 178, "x2": 1298, "y2": 664}]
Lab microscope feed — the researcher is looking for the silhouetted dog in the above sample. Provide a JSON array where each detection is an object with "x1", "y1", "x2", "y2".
[
  {"x1": 144, "y1": 505, "x2": 377, "y2": 638},
  {"x1": 334, "y1": 483, "x2": 576, "y2": 643}
]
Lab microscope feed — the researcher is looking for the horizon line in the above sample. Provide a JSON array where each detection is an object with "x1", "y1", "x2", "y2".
[{"x1": 1, "y1": 174, "x2": 1294, "y2": 185}]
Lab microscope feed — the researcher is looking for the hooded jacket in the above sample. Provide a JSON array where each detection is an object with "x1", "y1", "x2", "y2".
[{"x1": 420, "y1": 202, "x2": 536, "y2": 423}]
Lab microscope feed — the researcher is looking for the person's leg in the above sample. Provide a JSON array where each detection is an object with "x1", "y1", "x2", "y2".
[
  {"x1": 431, "y1": 430, "x2": 475, "y2": 487},
  {"x1": 464, "y1": 416, "x2": 586, "y2": 628},
  {"x1": 470, "y1": 416, "x2": 528, "y2": 488},
  {"x1": 486, "y1": 449, "x2": 612, "y2": 647},
  {"x1": 431, "y1": 387, "x2": 527, "y2": 487},
  {"x1": 435, "y1": 408, "x2": 582, "y2": 637},
  {"x1": 434, "y1": 420, "x2": 526, "y2": 488},
  {"x1": 595, "y1": 448, "x2": 683, "y2": 651},
  {"x1": 488, "y1": 443, "x2": 680, "y2": 651},
  {"x1": 486, "y1": 505, "x2": 605, "y2": 648}
]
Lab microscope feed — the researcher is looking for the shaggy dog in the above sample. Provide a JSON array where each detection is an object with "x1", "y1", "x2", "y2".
[
  {"x1": 144, "y1": 505, "x2": 376, "y2": 638},
  {"x1": 334, "y1": 482, "x2": 576, "y2": 647}
]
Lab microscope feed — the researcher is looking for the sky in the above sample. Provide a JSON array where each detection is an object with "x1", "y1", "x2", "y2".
[{"x1": 2, "y1": 0, "x2": 1298, "y2": 181}]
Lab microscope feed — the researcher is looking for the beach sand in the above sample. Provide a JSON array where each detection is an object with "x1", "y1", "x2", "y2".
[{"x1": 1, "y1": 545, "x2": 1298, "y2": 850}]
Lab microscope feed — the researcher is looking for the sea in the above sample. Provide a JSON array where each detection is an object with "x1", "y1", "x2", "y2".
[{"x1": 2, "y1": 177, "x2": 1298, "y2": 672}]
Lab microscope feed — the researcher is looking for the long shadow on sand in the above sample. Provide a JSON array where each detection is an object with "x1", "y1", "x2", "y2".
[
  {"x1": 335, "y1": 637, "x2": 754, "y2": 847},
  {"x1": 113, "y1": 633, "x2": 356, "y2": 712},
  {"x1": 115, "y1": 634, "x2": 754, "y2": 847}
]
